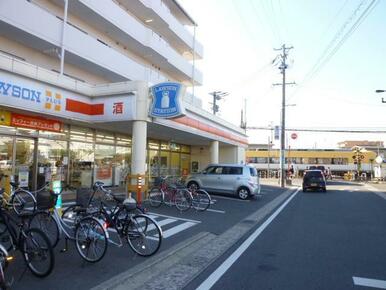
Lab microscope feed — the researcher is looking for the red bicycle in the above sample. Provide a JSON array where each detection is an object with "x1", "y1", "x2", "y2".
[{"x1": 148, "y1": 176, "x2": 192, "y2": 211}]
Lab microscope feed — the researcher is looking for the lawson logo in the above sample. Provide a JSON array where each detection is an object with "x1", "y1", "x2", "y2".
[
  {"x1": 149, "y1": 82, "x2": 185, "y2": 118},
  {"x1": 0, "y1": 81, "x2": 41, "y2": 103}
]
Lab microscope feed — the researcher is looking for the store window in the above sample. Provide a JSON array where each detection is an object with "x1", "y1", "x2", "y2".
[
  {"x1": 148, "y1": 149, "x2": 159, "y2": 178},
  {"x1": 94, "y1": 144, "x2": 114, "y2": 186},
  {"x1": 159, "y1": 150, "x2": 169, "y2": 176},
  {"x1": 116, "y1": 135, "x2": 131, "y2": 147},
  {"x1": 15, "y1": 138, "x2": 35, "y2": 189},
  {"x1": 38, "y1": 139, "x2": 68, "y2": 188},
  {"x1": 70, "y1": 126, "x2": 94, "y2": 143},
  {"x1": 0, "y1": 136, "x2": 13, "y2": 189},
  {"x1": 115, "y1": 146, "x2": 131, "y2": 188},
  {"x1": 170, "y1": 152, "x2": 180, "y2": 176},
  {"x1": 181, "y1": 153, "x2": 190, "y2": 176},
  {"x1": 96, "y1": 131, "x2": 115, "y2": 144},
  {"x1": 70, "y1": 141, "x2": 94, "y2": 188},
  {"x1": 181, "y1": 145, "x2": 190, "y2": 154}
]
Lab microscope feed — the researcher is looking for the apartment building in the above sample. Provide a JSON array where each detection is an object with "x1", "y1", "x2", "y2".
[{"x1": 0, "y1": 0, "x2": 247, "y2": 191}]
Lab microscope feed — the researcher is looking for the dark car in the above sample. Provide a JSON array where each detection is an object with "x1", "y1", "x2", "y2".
[{"x1": 302, "y1": 170, "x2": 327, "y2": 192}]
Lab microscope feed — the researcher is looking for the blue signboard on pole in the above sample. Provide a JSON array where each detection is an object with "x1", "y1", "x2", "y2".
[{"x1": 149, "y1": 82, "x2": 186, "y2": 118}]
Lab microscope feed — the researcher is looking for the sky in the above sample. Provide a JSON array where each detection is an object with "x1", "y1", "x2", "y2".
[{"x1": 178, "y1": 0, "x2": 386, "y2": 150}]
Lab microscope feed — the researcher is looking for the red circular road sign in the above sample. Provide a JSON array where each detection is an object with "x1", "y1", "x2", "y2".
[{"x1": 291, "y1": 133, "x2": 298, "y2": 140}]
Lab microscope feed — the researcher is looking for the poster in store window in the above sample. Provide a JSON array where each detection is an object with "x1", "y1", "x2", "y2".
[{"x1": 19, "y1": 170, "x2": 29, "y2": 187}]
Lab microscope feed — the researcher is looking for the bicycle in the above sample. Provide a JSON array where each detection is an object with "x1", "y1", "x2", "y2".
[
  {"x1": 148, "y1": 176, "x2": 192, "y2": 211},
  {"x1": 0, "y1": 243, "x2": 13, "y2": 290},
  {"x1": 0, "y1": 193, "x2": 54, "y2": 277},
  {"x1": 29, "y1": 187, "x2": 108, "y2": 263},
  {"x1": 188, "y1": 188, "x2": 211, "y2": 212},
  {"x1": 67, "y1": 181, "x2": 162, "y2": 257},
  {"x1": 0, "y1": 174, "x2": 36, "y2": 216}
]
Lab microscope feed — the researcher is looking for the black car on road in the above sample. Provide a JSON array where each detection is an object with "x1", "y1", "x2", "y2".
[{"x1": 302, "y1": 170, "x2": 327, "y2": 192}]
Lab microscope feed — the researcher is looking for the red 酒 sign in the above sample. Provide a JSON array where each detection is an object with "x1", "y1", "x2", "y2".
[{"x1": 11, "y1": 113, "x2": 62, "y2": 132}]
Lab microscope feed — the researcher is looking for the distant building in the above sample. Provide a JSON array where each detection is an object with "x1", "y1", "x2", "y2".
[{"x1": 338, "y1": 140, "x2": 384, "y2": 149}]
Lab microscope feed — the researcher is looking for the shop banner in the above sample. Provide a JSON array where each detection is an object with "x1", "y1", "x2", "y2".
[
  {"x1": 0, "y1": 71, "x2": 136, "y2": 122},
  {"x1": 11, "y1": 113, "x2": 62, "y2": 132}
]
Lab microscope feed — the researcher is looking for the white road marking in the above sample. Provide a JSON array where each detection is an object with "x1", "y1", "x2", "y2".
[
  {"x1": 365, "y1": 185, "x2": 386, "y2": 200},
  {"x1": 206, "y1": 209, "x2": 226, "y2": 214},
  {"x1": 212, "y1": 195, "x2": 250, "y2": 202},
  {"x1": 196, "y1": 187, "x2": 300, "y2": 290},
  {"x1": 353, "y1": 276, "x2": 386, "y2": 289},
  {"x1": 162, "y1": 221, "x2": 197, "y2": 238},
  {"x1": 147, "y1": 212, "x2": 201, "y2": 224}
]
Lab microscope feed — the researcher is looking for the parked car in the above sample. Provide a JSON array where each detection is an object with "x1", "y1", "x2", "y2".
[
  {"x1": 303, "y1": 170, "x2": 327, "y2": 192},
  {"x1": 185, "y1": 164, "x2": 261, "y2": 200}
]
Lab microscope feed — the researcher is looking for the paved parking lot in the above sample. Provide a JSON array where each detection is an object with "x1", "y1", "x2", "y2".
[{"x1": 5, "y1": 185, "x2": 289, "y2": 290}]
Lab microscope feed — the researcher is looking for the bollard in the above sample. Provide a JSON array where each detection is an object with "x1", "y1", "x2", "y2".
[{"x1": 137, "y1": 175, "x2": 142, "y2": 205}]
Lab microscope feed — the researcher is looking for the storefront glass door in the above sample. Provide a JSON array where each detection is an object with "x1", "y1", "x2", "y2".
[
  {"x1": 0, "y1": 136, "x2": 13, "y2": 190},
  {"x1": 38, "y1": 139, "x2": 68, "y2": 188},
  {"x1": 15, "y1": 138, "x2": 35, "y2": 189},
  {"x1": 70, "y1": 141, "x2": 94, "y2": 188},
  {"x1": 94, "y1": 144, "x2": 114, "y2": 186}
]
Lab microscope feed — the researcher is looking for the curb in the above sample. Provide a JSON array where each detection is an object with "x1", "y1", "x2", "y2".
[{"x1": 91, "y1": 186, "x2": 299, "y2": 290}]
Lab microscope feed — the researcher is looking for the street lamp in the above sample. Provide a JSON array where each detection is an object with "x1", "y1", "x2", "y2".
[{"x1": 375, "y1": 90, "x2": 386, "y2": 103}]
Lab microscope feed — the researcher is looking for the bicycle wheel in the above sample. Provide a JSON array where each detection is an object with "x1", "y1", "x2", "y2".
[
  {"x1": 29, "y1": 211, "x2": 60, "y2": 248},
  {"x1": 21, "y1": 228, "x2": 55, "y2": 277},
  {"x1": 0, "y1": 222, "x2": 12, "y2": 252},
  {"x1": 174, "y1": 189, "x2": 192, "y2": 212},
  {"x1": 75, "y1": 217, "x2": 107, "y2": 263},
  {"x1": 191, "y1": 189, "x2": 211, "y2": 212},
  {"x1": 11, "y1": 190, "x2": 36, "y2": 216},
  {"x1": 148, "y1": 187, "x2": 163, "y2": 207},
  {"x1": 125, "y1": 214, "x2": 162, "y2": 257}
]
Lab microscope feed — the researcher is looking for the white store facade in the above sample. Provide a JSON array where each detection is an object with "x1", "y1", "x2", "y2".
[{"x1": 0, "y1": 0, "x2": 247, "y2": 191}]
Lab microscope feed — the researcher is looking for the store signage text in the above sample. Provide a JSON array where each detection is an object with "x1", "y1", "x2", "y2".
[
  {"x1": 0, "y1": 81, "x2": 41, "y2": 103},
  {"x1": 149, "y1": 82, "x2": 186, "y2": 118},
  {"x1": 11, "y1": 113, "x2": 62, "y2": 132}
]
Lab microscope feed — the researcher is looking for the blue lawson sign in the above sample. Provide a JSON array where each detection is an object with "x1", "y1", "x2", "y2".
[{"x1": 149, "y1": 82, "x2": 186, "y2": 118}]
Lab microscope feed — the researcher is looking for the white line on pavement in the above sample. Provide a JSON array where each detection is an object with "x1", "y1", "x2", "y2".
[
  {"x1": 147, "y1": 212, "x2": 201, "y2": 224},
  {"x1": 212, "y1": 195, "x2": 250, "y2": 202},
  {"x1": 206, "y1": 209, "x2": 225, "y2": 214},
  {"x1": 196, "y1": 187, "x2": 301, "y2": 290},
  {"x1": 365, "y1": 185, "x2": 386, "y2": 200},
  {"x1": 162, "y1": 221, "x2": 197, "y2": 238},
  {"x1": 353, "y1": 276, "x2": 386, "y2": 289}
]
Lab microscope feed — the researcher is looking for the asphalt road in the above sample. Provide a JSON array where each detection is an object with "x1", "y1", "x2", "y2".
[
  {"x1": 186, "y1": 181, "x2": 386, "y2": 290},
  {"x1": 5, "y1": 185, "x2": 287, "y2": 290}
]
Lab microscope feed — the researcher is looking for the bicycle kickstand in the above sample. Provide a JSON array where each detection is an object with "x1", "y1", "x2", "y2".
[{"x1": 60, "y1": 238, "x2": 69, "y2": 253}]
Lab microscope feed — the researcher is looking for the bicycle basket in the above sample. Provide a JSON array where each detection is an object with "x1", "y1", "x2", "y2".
[
  {"x1": 76, "y1": 188, "x2": 92, "y2": 207},
  {"x1": 36, "y1": 191, "x2": 57, "y2": 210}
]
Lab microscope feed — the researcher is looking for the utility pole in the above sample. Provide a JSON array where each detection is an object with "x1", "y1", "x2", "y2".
[
  {"x1": 273, "y1": 44, "x2": 295, "y2": 188},
  {"x1": 209, "y1": 91, "x2": 228, "y2": 115}
]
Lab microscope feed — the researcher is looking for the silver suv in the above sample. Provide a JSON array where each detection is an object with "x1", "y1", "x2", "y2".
[{"x1": 186, "y1": 164, "x2": 261, "y2": 200}]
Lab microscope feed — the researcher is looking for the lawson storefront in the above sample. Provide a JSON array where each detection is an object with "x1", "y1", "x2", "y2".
[{"x1": 0, "y1": 66, "x2": 248, "y2": 192}]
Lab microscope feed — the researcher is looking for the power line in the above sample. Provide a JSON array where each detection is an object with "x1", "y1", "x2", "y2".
[
  {"x1": 306, "y1": 0, "x2": 379, "y2": 84},
  {"x1": 246, "y1": 127, "x2": 386, "y2": 133},
  {"x1": 288, "y1": 0, "x2": 379, "y2": 102}
]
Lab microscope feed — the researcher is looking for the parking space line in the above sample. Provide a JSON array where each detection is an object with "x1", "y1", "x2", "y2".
[
  {"x1": 353, "y1": 276, "x2": 386, "y2": 289},
  {"x1": 213, "y1": 196, "x2": 250, "y2": 202},
  {"x1": 147, "y1": 212, "x2": 201, "y2": 224},
  {"x1": 162, "y1": 222, "x2": 197, "y2": 238},
  {"x1": 206, "y1": 209, "x2": 225, "y2": 214}
]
